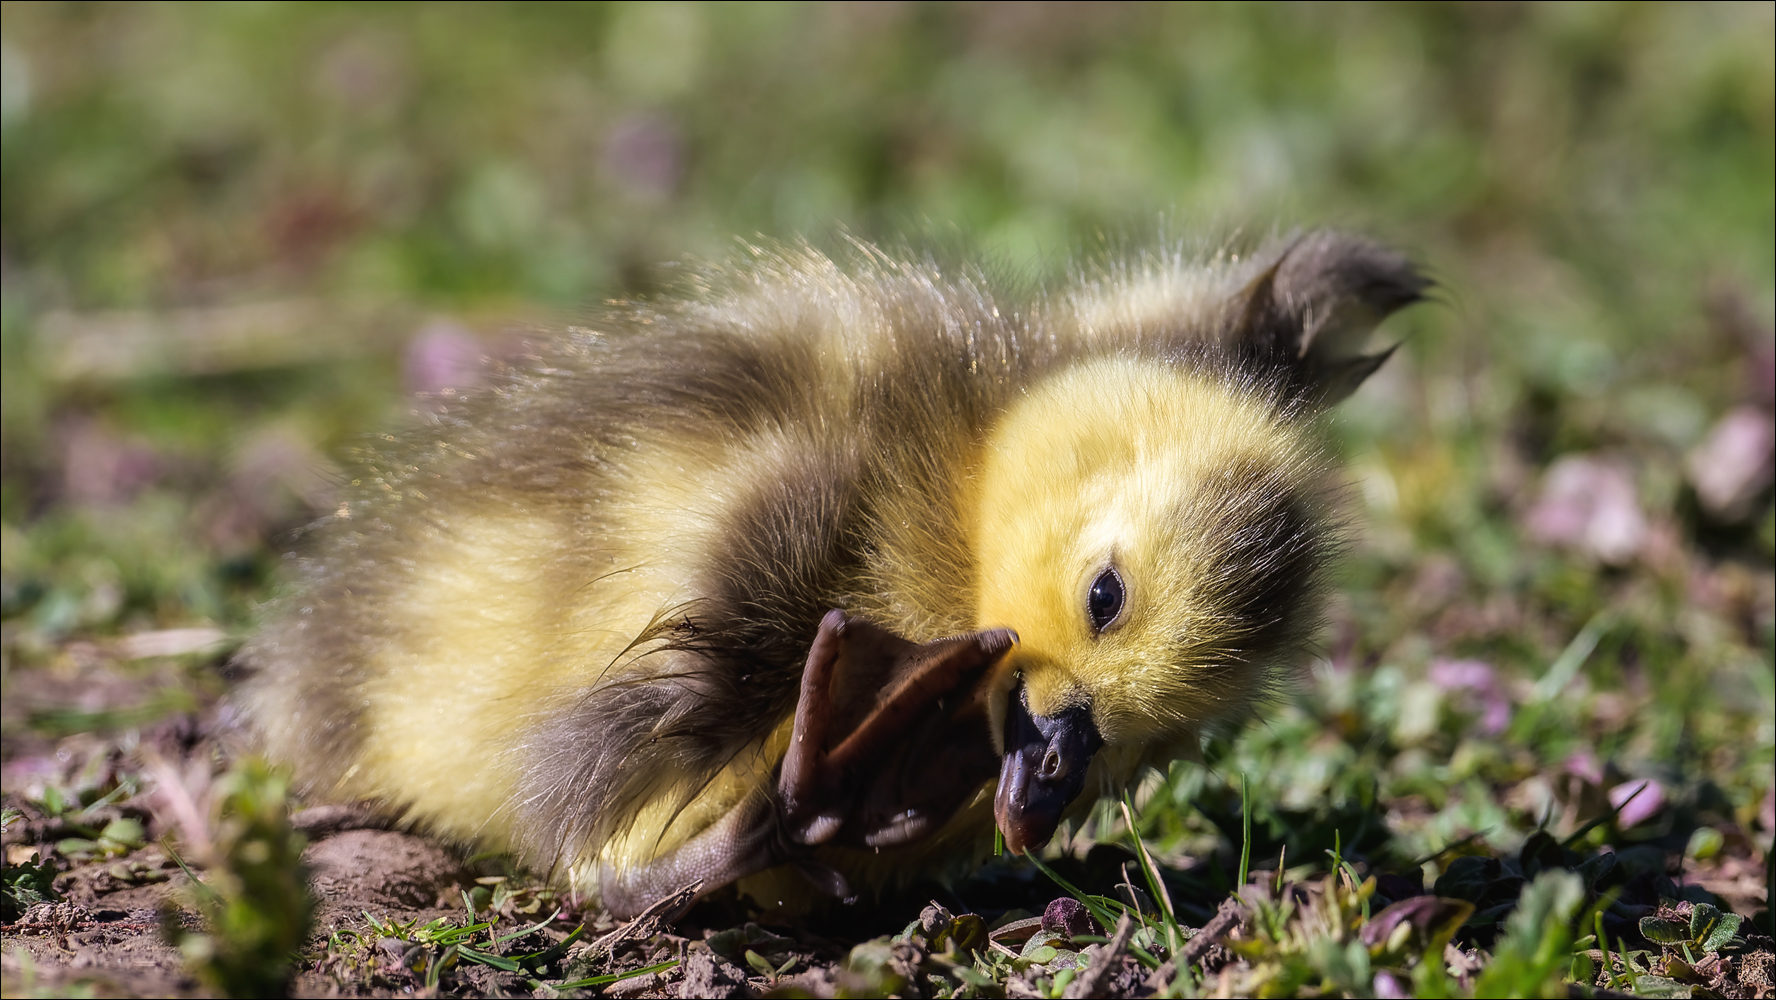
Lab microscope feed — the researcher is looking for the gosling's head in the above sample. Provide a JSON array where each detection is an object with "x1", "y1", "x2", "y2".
[{"x1": 974, "y1": 355, "x2": 1334, "y2": 852}]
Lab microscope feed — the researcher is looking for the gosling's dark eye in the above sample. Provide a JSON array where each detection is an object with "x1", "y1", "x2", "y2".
[{"x1": 1086, "y1": 567, "x2": 1125, "y2": 632}]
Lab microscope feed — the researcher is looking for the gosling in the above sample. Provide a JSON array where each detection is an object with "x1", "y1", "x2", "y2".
[{"x1": 241, "y1": 231, "x2": 1425, "y2": 916}]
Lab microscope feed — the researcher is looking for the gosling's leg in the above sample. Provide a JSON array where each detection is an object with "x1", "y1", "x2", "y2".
[{"x1": 596, "y1": 790, "x2": 780, "y2": 919}]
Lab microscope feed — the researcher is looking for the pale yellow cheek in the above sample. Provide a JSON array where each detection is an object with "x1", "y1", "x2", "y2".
[{"x1": 998, "y1": 645, "x2": 1087, "y2": 719}]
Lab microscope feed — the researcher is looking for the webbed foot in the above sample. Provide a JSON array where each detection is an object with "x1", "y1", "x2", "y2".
[{"x1": 778, "y1": 610, "x2": 1015, "y2": 850}]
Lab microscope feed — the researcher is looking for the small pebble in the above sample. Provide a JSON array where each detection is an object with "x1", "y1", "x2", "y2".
[{"x1": 1042, "y1": 897, "x2": 1100, "y2": 939}]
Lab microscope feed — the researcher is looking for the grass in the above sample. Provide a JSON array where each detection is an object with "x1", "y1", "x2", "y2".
[
  {"x1": 315, "y1": 898, "x2": 678, "y2": 995},
  {"x1": 2, "y1": 3, "x2": 1771, "y2": 997},
  {"x1": 161, "y1": 761, "x2": 312, "y2": 998}
]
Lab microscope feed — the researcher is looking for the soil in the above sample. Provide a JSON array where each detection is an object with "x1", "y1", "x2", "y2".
[
  {"x1": 0, "y1": 676, "x2": 1070, "y2": 998},
  {"x1": 0, "y1": 652, "x2": 1187, "y2": 998},
  {"x1": 4, "y1": 665, "x2": 1772, "y2": 998}
]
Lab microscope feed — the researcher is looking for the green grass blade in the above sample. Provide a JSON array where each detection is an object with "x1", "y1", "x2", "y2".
[
  {"x1": 1238, "y1": 772, "x2": 1252, "y2": 889},
  {"x1": 1532, "y1": 613, "x2": 1610, "y2": 702},
  {"x1": 1119, "y1": 791, "x2": 1182, "y2": 960},
  {"x1": 455, "y1": 946, "x2": 522, "y2": 972},
  {"x1": 552, "y1": 958, "x2": 679, "y2": 990},
  {"x1": 489, "y1": 908, "x2": 563, "y2": 946},
  {"x1": 1025, "y1": 851, "x2": 1123, "y2": 933}
]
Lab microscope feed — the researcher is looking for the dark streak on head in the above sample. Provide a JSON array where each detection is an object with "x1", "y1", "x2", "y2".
[{"x1": 1182, "y1": 457, "x2": 1335, "y2": 705}]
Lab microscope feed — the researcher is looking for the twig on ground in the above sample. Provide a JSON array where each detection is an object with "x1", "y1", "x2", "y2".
[
  {"x1": 1064, "y1": 912, "x2": 1136, "y2": 999},
  {"x1": 586, "y1": 882, "x2": 702, "y2": 957},
  {"x1": 1180, "y1": 896, "x2": 1247, "y2": 968}
]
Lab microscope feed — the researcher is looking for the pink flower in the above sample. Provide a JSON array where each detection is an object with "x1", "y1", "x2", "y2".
[
  {"x1": 1523, "y1": 455, "x2": 1647, "y2": 565},
  {"x1": 404, "y1": 320, "x2": 487, "y2": 397},
  {"x1": 1686, "y1": 406, "x2": 1775, "y2": 522},
  {"x1": 1563, "y1": 751, "x2": 1604, "y2": 786},
  {"x1": 1428, "y1": 658, "x2": 1512, "y2": 734},
  {"x1": 1609, "y1": 779, "x2": 1665, "y2": 829}
]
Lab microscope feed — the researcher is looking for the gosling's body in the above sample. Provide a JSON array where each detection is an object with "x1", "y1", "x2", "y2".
[{"x1": 243, "y1": 233, "x2": 1423, "y2": 913}]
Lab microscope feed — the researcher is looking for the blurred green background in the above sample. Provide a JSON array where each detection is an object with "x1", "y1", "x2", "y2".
[{"x1": 1, "y1": 1, "x2": 1771, "y2": 898}]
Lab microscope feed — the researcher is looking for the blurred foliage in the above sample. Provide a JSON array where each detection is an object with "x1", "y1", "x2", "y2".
[
  {"x1": 0, "y1": 2, "x2": 1771, "y2": 996},
  {"x1": 1, "y1": 808, "x2": 60, "y2": 923},
  {"x1": 165, "y1": 759, "x2": 311, "y2": 999},
  {"x1": 1466, "y1": 869, "x2": 1588, "y2": 999}
]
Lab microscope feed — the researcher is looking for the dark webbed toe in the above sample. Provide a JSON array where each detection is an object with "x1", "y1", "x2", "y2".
[{"x1": 779, "y1": 610, "x2": 1014, "y2": 853}]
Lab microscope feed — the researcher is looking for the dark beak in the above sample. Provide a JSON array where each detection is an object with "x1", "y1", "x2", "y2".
[{"x1": 993, "y1": 683, "x2": 1103, "y2": 855}]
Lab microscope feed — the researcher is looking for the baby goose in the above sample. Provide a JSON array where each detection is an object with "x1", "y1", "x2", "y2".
[{"x1": 242, "y1": 231, "x2": 1424, "y2": 917}]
